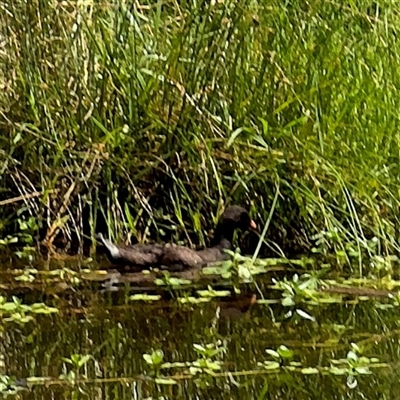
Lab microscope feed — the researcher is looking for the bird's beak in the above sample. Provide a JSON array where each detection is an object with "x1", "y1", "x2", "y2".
[{"x1": 249, "y1": 220, "x2": 257, "y2": 230}]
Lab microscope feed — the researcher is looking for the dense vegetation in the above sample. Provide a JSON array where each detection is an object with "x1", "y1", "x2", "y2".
[{"x1": 1, "y1": 1, "x2": 400, "y2": 265}]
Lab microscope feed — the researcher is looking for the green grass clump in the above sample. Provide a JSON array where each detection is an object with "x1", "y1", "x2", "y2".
[{"x1": 1, "y1": 1, "x2": 400, "y2": 267}]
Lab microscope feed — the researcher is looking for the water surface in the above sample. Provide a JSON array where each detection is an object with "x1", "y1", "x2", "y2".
[{"x1": 1, "y1": 256, "x2": 399, "y2": 399}]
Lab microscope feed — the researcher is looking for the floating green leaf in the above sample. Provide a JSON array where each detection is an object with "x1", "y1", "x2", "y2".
[{"x1": 130, "y1": 294, "x2": 161, "y2": 302}]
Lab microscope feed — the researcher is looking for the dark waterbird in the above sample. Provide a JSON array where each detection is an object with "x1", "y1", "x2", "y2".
[{"x1": 96, "y1": 205, "x2": 256, "y2": 271}]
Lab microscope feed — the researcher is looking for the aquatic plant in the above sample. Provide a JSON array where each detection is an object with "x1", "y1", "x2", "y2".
[
  {"x1": 259, "y1": 345, "x2": 299, "y2": 370},
  {"x1": 328, "y1": 343, "x2": 380, "y2": 389},
  {"x1": 60, "y1": 354, "x2": 92, "y2": 383},
  {"x1": 0, "y1": 296, "x2": 58, "y2": 325}
]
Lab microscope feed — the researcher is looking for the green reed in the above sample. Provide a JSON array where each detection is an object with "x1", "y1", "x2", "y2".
[{"x1": 1, "y1": 1, "x2": 400, "y2": 268}]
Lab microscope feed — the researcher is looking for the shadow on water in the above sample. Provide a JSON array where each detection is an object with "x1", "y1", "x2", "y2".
[{"x1": 1, "y1": 254, "x2": 400, "y2": 399}]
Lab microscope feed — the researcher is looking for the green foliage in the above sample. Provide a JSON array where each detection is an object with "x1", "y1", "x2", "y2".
[
  {"x1": 14, "y1": 268, "x2": 38, "y2": 282},
  {"x1": 328, "y1": 343, "x2": 380, "y2": 388},
  {"x1": 190, "y1": 341, "x2": 226, "y2": 375},
  {"x1": 130, "y1": 294, "x2": 161, "y2": 302},
  {"x1": 260, "y1": 345, "x2": 298, "y2": 370},
  {"x1": 60, "y1": 354, "x2": 92, "y2": 383},
  {"x1": 0, "y1": 375, "x2": 27, "y2": 396},
  {"x1": 0, "y1": 296, "x2": 58, "y2": 325},
  {"x1": 62, "y1": 354, "x2": 92, "y2": 370},
  {"x1": 143, "y1": 349, "x2": 178, "y2": 384},
  {"x1": 197, "y1": 286, "x2": 231, "y2": 298},
  {"x1": 1, "y1": 0, "x2": 400, "y2": 268},
  {"x1": 155, "y1": 272, "x2": 192, "y2": 288},
  {"x1": 143, "y1": 350, "x2": 164, "y2": 368}
]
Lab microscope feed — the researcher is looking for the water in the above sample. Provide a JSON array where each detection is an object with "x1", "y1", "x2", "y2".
[{"x1": 1, "y1": 256, "x2": 399, "y2": 399}]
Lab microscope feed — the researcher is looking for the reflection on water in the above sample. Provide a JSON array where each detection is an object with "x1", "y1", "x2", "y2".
[{"x1": 1, "y1": 257, "x2": 400, "y2": 399}]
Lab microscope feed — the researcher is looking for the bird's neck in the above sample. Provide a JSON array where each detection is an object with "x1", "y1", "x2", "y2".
[{"x1": 212, "y1": 222, "x2": 234, "y2": 246}]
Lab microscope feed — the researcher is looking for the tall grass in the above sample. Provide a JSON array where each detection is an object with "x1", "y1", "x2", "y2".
[{"x1": 1, "y1": 0, "x2": 400, "y2": 266}]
